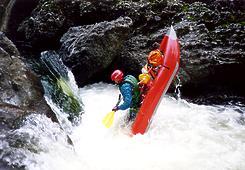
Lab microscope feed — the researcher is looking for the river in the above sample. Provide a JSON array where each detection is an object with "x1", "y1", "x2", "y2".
[{"x1": 16, "y1": 82, "x2": 244, "y2": 170}]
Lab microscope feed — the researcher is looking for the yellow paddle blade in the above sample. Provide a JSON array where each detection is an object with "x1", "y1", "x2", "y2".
[{"x1": 102, "y1": 111, "x2": 115, "y2": 128}]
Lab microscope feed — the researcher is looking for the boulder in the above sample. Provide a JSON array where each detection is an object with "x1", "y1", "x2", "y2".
[
  {"x1": 0, "y1": 32, "x2": 53, "y2": 129},
  {"x1": 40, "y1": 51, "x2": 84, "y2": 123},
  {"x1": 17, "y1": 0, "x2": 173, "y2": 51},
  {"x1": 59, "y1": 16, "x2": 133, "y2": 85},
  {"x1": 172, "y1": 2, "x2": 245, "y2": 101},
  {"x1": 18, "y1": 0, "x2": 81, "y2": 51},
  {"x1": 0, "y1": 0, "x2": 40, "y2": 37}
]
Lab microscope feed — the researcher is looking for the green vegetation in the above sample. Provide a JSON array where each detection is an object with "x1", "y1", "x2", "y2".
[{"x1": 240, "y1": 21, "x2": 245, "y2": 26}]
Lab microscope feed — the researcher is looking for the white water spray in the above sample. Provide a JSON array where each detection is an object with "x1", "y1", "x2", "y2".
[{"x1": 28, "y1": 82, "x2": 245, "y2": 170}]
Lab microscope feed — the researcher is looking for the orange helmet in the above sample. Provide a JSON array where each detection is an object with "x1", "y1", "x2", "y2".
[
  {"x1": 111, "y1": 70, "x2": 124, "y2": 83},
  {"x1": 147, "y1": 49, "x2": 163, "y2": 67}
]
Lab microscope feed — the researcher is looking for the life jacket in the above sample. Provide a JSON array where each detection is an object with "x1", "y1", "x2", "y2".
[{"x1": 121, "y1": 75, "x2": 140, "y2": 108}]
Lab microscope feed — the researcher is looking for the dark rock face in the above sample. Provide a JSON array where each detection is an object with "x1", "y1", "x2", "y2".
[
  {"x1": 0, "y1": 0, "x2": 40, "y2": 37},
  {"x1": 11, "y1": 0, "x2": 245, "y2": 103},
  {"x1": 0, "y1": 33, "x2": 58, "y2": 169},
  {"x1": 0, "y1": 32, "x2": 53, "y2": 129},
  {"x1": 116, "y1": 35, "x2": 150, "y2": 76},
  {"x1": 59, "y1": 16, "x2": 133, "y2": 85},
  {"x1": 0, "y1": 31, "x2": 19, "y2": 55},
  {"x1": 17, "y1": 0, "x2": 174, "y2": 52},
  {"x1": 0, "y1": 161, "x2": 22, "y2": 170},
  {"x1": 0, "y1": 0, "x2": 9, "y2": 29},
  {"x1": 79, "y1": 0, "x2": 169, "y2": 30},
  {"x1": 173, "y1": 2, "x2": 245, "y2": 101},
  {"x1": 18, "y1": 0, "x2": 81, "y2": 51},
  {"x1": 113, "y1": 1, "x2": 245, "y2": 102}
]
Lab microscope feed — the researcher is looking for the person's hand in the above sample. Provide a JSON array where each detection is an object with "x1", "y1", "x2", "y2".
[{"x1": 112, "y1": 106, "x2": 118, "y2": 112}]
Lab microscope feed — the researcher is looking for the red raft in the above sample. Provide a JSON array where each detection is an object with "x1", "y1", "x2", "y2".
[{"x1": 131, "y1": 26, "x2": 180, "y2": 135}]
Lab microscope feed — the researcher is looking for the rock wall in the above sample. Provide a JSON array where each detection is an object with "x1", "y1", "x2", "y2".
[
  {"x1": 5, "y1": 0, "x2": 245, "y2": 103},
  {"x1": 0, "y1": 32, "x2": 53, "y2": 129},
  {"x1": 0, "y1": 0, "x2": 40, "y2": 36}
]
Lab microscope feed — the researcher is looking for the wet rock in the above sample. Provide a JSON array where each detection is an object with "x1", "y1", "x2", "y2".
[
  {"x1": 0, "y1": 32, "x2": 19, "y2": 56},
  {"x1": 116, "y1": 35, "x2": 150, "y2": 76},
  {"x1": 109, "y1": 1, "x2": 245, "y2": 101},
  {"x1": 10, "y1": 0, "x2": 245, "y2": 104},
  {"x1": 0, "y1": 0, "x2": 10, "y2": 31},
  {"x1": 0, "y1": 32, "x2": 53, "y2": 128},
  {"x1": 0, "y1": 114, "x2": 70, "y2": 170},
  {"x1": 0, "y1": 103, "x2": 27, "y2": 129},
  {"x1": 18, "y1": 0, "x2": 81, "y2": 51},
  {"x1": 40, "y1": 51, "x2": 84, "y2": 124},
  {"x1": 172, "y1": 2, "x2": 245, "y2": 101},
  {"x1": 116, "y1": 26, "x2": 170, "y2": 78},
  {"x1": 59, "y1": 16, "x2": 133, "y2": 85},
  {"x1": 0, "y1": 161, "x2": 22, "y2": 170},
  {"x1": 0, "y1": 0, "x2": 40, "y2": 38},
  {"x1": 17, "y1": 0, "x2": 175, "y2": 52},
  {"x1": 79, "y1": 0, "x2": 170, "y2": 31}
]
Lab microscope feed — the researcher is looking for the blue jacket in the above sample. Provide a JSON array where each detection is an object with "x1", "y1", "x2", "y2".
[{"x1": 118, "y1": 82, "x2": 133, "y2": 110}]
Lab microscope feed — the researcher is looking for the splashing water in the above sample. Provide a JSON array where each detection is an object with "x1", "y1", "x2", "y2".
[
  {"x1": 174, "y1": 75, "x2": 182, "y2": 100},
  {"x1": 24, "y1": 82, "x2": 245, "y2": 170}
]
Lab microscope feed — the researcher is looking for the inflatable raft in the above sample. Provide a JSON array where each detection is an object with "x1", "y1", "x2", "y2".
[{"x1": 131, "y1": 26, "x2": 180, "y2": 135}]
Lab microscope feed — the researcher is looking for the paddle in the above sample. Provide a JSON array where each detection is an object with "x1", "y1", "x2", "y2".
[
  {"x1": 102, "y1": 111, "x2": 116, "y2": 128},
  {"x1": 102, "y1": 94, "x2": 121, "y2": 128}
]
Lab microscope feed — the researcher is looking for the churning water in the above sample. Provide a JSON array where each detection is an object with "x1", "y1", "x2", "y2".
[{"x1": 21, "y1": 82, "x2": 245, "y2": 170}]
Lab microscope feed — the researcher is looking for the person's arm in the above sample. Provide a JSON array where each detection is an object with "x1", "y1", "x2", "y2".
[{"x1": 117, "y1": 83, "x2": 132, "y2": 110}]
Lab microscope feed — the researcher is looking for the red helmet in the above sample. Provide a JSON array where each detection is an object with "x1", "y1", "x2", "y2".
[{"x1": 111, "y1": 70, "x2": 124, "y2": 82}]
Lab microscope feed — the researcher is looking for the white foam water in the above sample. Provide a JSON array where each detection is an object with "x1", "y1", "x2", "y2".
[{"x1": 27, "y1": 82, "x2": 245, "y2": 170}]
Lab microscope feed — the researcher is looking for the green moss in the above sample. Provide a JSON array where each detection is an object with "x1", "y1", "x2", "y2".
[
  {"x1": 39, "y1": 51, "x2": 83, "y2": 123},
  {"x1": 57, "y1": 78, "x2": 74, "y2": 97},
  {"x1": 182, "y1": 4, "x2": 189, "y2": 12},
  {"x1": 187, "y1": 15, "x2": 195, "y2": 21},
  {"x1": 55, "y1": 78, "x2": 81, "y2": 116},
  {"x1": 240, "y1": 21, "x2": 245, "y2": 26},
  {"x1": 56, "y1": 78, "x2": 82, "y2": 118},
  {"x1": 38, "y1": 0, "x2": 61, "y2": 14}
]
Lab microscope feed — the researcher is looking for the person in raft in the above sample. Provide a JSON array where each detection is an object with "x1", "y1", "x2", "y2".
[
  {"x1": 111, "y1": 70, "x2": 140, "y2": 122},
  {"x1": 141, "y1": 49, "x2": 164, "y2": 80},
  {"x1": 138, "y1": 48, "x2": 164, "y2": 102},
  {"x1": 138, "y1": 73, "x2": 152, "y2": 103}
]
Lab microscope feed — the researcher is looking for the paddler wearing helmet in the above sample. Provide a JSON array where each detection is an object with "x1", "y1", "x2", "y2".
[
  {"x1": 138, "y1": 73, "x2": 152, "y2": 103},
  {"x1": 111, "y1": 70, "x2": 140, "y2": 122},
  {"x1": 142, "y1": 49, "x2": 164, "y2": 79}
]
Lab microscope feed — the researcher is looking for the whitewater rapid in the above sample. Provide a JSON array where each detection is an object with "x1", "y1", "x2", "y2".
[{"x1": 28, "y1": 83, "x2": 245, "y2": 170}]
